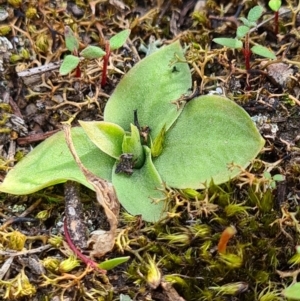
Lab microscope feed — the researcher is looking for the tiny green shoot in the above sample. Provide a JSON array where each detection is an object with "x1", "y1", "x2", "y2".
[
  {"x1": 98, "y1": 256, "x2": 130, "y2": 270},
  {"x1": 263, "y1": 172, "x2": 285, "y2": 189}
]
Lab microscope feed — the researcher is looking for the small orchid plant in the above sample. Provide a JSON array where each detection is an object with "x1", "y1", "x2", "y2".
[{"x1": 0, "y1": 41, "x2": 264, "y2": 222}]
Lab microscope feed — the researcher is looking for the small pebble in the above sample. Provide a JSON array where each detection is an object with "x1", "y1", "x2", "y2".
[
  {"x1": 0, "y1": 37, "x2": 13, "y2": 53},
  {"x1": 67, "y1": 2, "x2": 84, "y2": 18},
  {"x1": 0, "y1": 8, "x2": 8, "y2": 21}
]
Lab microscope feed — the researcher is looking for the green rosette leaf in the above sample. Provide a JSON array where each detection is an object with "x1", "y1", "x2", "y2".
[
  {"x1": 79, "y1": 121, "x2": 125, "y2": 159},
  {"x1": 112, "y1": 146, "x2": 165, "y2": 222},
  {"x1": 153, "y1": 95, "x2": 265, "y2": 188},
  {"x1": 0, "y1": 128, "x2": 115, "y2": 194},
  {"x1": 104, "y1": 41, "x2": 192, "y2": 139}
]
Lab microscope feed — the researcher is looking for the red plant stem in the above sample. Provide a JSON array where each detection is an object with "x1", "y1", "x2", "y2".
[
  {"x1": 75, "y1": 65, "x2": 81, "y2": 78},
  {"x1": 243, "y1": 33, "x2": 251, "y2": 71},
  {"x1": 274, "y1": 11, "x2": 279, "y2": 35},
  {"x1": 73, "y1": 49, "x2": 81, "y2": 78},
  {"x1": 63, "y1": 219, "x2": 106, "y2": 274},
  {"x1": 101, "y1": 41, "x2": 111, "y2": 88}
]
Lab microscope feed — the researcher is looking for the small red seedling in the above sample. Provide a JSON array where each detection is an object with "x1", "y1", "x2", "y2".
[
  {"x1": 269, "y1": 0, "x2": 282, "y2": 36},
  {"x1": 60, "y1": 27, "x2": 130, "y2": 88},
  {"x1": 100, "y1": 29, "x2": 131, "y2": 88},
  {"x1": 213, "y1": 5, "x2": 276, "y2": 72}
]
